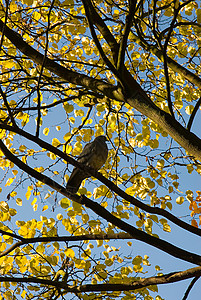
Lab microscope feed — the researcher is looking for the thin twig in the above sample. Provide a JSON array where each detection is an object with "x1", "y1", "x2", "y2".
[
  {"x1": 82, "y1": 0, "x2": 124, "y2": 86},
  {"x1": 0, "y1": 86, "x2": 17, "y2": 126},
  {"x1": 187, "y1": 96, "x2": 201, "y2": 131},
  {"x1": 36, "y1": 0, "x2": 55, "y2": 137},
  {"x1": 162, "y1": 0, "x2": 193, "y2": 118},
  {"x1": 0, "y1": 0, "x2": 9, "y2": 51},
  {"x1": 117, "y1": 0, "x2": 137, "y2": 74},
  {"x1": 182, "y1": 276, "x2": 200, "y2": 300}
]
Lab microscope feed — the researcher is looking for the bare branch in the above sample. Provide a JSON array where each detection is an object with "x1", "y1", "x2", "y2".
[
  {"x1": 182, "y1": 276, "x2": 200, "y2": 300},
  {"x1": 187, "y1": 96, "x2": 201, "y2": 131},
  {"x1": 0, "y1": 86, "x2": 17, "y2": 127}
]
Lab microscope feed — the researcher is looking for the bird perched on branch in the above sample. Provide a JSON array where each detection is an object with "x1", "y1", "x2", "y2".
[{"x1": 66, "y1": 135, "x2": 108, "y2": 193}]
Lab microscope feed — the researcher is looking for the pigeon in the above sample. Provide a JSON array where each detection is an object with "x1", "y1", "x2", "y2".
[{"x1": 66, "y1": 135, "x2": 108, "y2": 192}]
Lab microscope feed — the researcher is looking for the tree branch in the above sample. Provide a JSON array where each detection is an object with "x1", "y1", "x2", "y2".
[
  {"x1": 1, "y1": 137, "x2": 201, "y2": 264},
  {"x1": 35, "y1": 0, "x2": 55, "y2": 137},
  {"x1": 0, "y1": 232, "x2": 132, "y2": 258},
  {"x1": 130, "y1": 30, "x2": 201, "y2": 89},
  {"x1": 0, "y1": 86, "x2": 17, "y2": 127},
  {"x1": 182, "y1": 276, "x2": 200, "y2": 300},
  {"x1": 1, "y1": 123, "x2": 201, "y2": 238},
  {"x1": 82, "y1": 0, "x2": 124, "y2": 86},
  {"x1": 0, "y1": 19, "x2": 124, "y2": 102},
  {"x1": 117, "y1": 0, "x2": 136, "y2": 74},
  {"x1": 187, "y1": 96, "x2": 201, "y2": 131},
  {"x1": 0, "y1": 21, "x2": 201, "y2": 160},
  {"x1": 0, "y1": 266, "x2": 201, "y2": 293}
]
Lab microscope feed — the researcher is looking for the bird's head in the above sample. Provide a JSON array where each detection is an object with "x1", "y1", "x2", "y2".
[{"x1": 95, "y1": 135, "x2": 108, "y2": 143}]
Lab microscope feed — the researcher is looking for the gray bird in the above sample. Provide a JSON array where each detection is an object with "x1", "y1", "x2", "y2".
[{"x1": 66, "y1": 135, "x2": 108, "y2": 193}]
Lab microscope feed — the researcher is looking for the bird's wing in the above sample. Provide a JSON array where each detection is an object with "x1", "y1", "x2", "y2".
[
  {"x1": 77, "y1": 140, "x2": 97, "y2": 165},
  {"x1": 66, "y1": 140, "x2": 96, "y2": 192},
  {"x1": 66, "y1": 137, "x2": 108, "y2": 192}
]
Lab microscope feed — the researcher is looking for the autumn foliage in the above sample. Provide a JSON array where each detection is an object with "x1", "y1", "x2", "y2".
[{"x1": 0, "y1": 0, "x2": 201, "y2": 299}]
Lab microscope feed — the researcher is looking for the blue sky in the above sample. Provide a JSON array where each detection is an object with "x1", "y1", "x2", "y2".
[
  {"x1": 0, "y1": 1, "x2": 201, "y2": 297},
  {"x1": 0, "y1": 108, "x2": 200, "y2": 300}
]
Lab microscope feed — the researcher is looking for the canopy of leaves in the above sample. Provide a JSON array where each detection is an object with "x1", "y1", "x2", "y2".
[{"x1": 0, "y1": 0, "x2": 201, "y2": 299}]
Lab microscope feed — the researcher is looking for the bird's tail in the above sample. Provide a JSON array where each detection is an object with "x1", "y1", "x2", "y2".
[{"x1": 66, "y1": 169, "x2": 86, "y2": 193}]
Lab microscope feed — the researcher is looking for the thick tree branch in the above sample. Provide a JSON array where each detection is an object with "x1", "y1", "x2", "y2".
[
  {"x1": 126, "y1": 95, "x2": 201, "y2": 161},
  {"x1": 0, "y1": 232, "x2": 132, "y2": 257},
  {"x1": 0, "y1": 21, "x2": 201, "y2": 160},
  {"x1": 130, "y1": 30, "x2": 201, "y2": 89},
  {"x1": 0, "y1": 19, "x2": 124, "y2": 102},
  {"x1": 0, "y1": 266, "x2": 201, "y2": 293},
  {"x1": 0, "y1": 138, "x2": 201, "y2": 265},
  {"x1": 1, "y1": 123, "x2": 201, "y2": 238},
  {"x1": 81, "y1": 195, "x2": 201, "y2": 265}
]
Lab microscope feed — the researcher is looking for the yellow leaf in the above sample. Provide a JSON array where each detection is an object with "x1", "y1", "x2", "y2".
[
  {"x1": 21, "y1": 156, "x2": 27, "y2": 164},
  {"x1": 33, "y1": 11, "x2": 41, "y2": 21},
  {"x1": 57, "y1": 213, "x2": 63, "y2": 220},
  {"x1": 63, "y1": 144, "x2": 72, "y2": 154},
  {"x1": 60, "y1": 198, "x2": 71, "y2": 209},
  {"x1": 21, "y1": 290, "x2": 26, "y2": 299},
  {"x1": 88, "y1": 220, "x2": 101, "y2": 227},
  {"x1": 33, "y1": 204, "x2": 38, "y2": 211},
  {"x1": 16, "y1": 198, "x2": 22, "y2": 206},
  {"x1": 63, "y1": 133, "x2": 71, "y2": 141},
  {"x1": 160, "y1": 218, "x2": 171, "y2": 232},
  {"x1": 150, "y1": 139, "x2": 159, "y2": 149},
  {"x1": 64, "y1": 248, "x2": 75, "y2": 258},
  {"x1": 42, "y1": 205, "x2": 48, "y2": 211},
  {"x1": 5, "y1": 177, "x2": 14, "y2": 186},
  {"x1": 64, "y1": 103, "x2": 74, "y2": 113},
  {"x1": 43, "y1": 128, "x2": 49, "y2": 136},
  {"x1": 31, "y1": 198, "x2": 37, "y2": 206},
  {"x1": 93, "y1": 185, "x2": 110, "y2": 199},
  {"x1": 74, "y1": 109, "x2": 84, "y2": 117},
  {"x1": 19, "y1": 145, "x2": 27, "y2": 152},
  {"x1": 25, "y1": 189, "x2": 31, "y2": 201},
  {"x1": 176, "y1": 196, "x2": 184, "y2": 205},
  {"x1": 48, "y1": 152, "x2": 56, "y2": 160},
  {"x1": 36, "y1": 244, "x2": 45, "y2": 254},
  {"x1": 185, "y1": 105, "x2": 194, "y2": 115},
  {"x1": 52, "y1": 138, "x2": 61, "y2": 147},
  {"x1": 10, "y1": 2, "x2": 18, "y2": 13}
]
